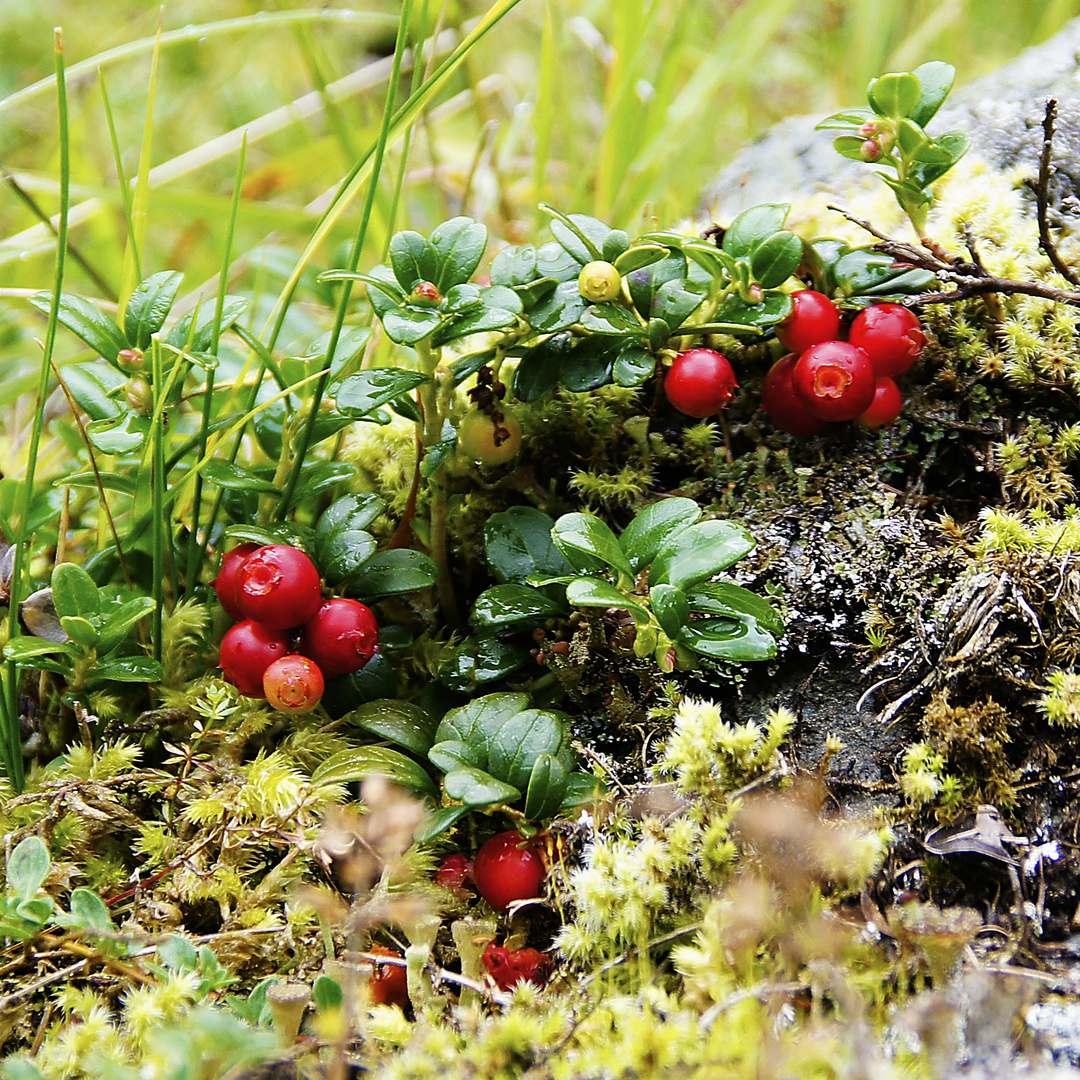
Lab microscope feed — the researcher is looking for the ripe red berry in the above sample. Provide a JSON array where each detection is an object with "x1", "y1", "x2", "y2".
[
  {"x1": 848, "y1": 303, "x2": 925, "y2": 378},
  {"x1": 471, "y1": 831, "x2": 546, "y2": 912},
  {"x1": 481, "y1": 943, "x2": 553, "y2": 991},
  {"x1": 263, "y1": 655, "x2": 325, "y2": 713},
  {"x1": 761, "y1": 354, "x2": 828, "y2": 438},
  {"x1": 368, "y1": 946, "x2": 409, "y2": 1009},
  {"x1": 235, "y1": 545, "x2": 322, "y2": 629},
  {"x1": 219, "y1": 620, "x2": 290, "y2": 697},
  {"x1": 435, "y1": 853, "x2": 473, "y2": 894},
  {"x1": 212, "y1": 542, "x2": 261, "y2": 621},
  {"x1": 791, "y1": 341, "x2": 876, "y2": 422},
  {"x1": 664, "y1": 348, "x2": 738, "y2": 418},
  {"x1": 301, "y1": 599, "x2": 379, "y2": 676},
  {"x1": 775, "y1": 290, "x2": 841, "y2": 355},
  {"x1": 856, "y1": 377, "x2": 904, "y2": 430}
]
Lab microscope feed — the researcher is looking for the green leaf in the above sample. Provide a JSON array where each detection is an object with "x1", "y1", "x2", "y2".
[
  {"x1": 348, "y1": 700, "x2": 437, "y2": 756},
  {"x1": 581, "y1": 303, "x2": 643, "y2": 336},
  {"x1": 382, "y1": 305, "x2": 442, "y2": 345},
  {"x1": 649, "y1": 519, "x2": 755, "y2": 589},
  {"x1": 620, "y1": 497, "x2": 701, "y2": 573},
  {"x1": 565, "y1": 577, "x2": 650, "y2": 624},
  {"x1": 315, "y1": 493, "x2": 384, "y2": 585},
  {"x1": 311, "y1": 746, "x2": 438, "y2": 799},
  {"x1": 512, "y1": 333, "x2": 571, "y2": 402},
  {"x1": 833, "y1": 249, "x2": 937, "y2": 299},
  {"x1": 389, "y1": 230, "x2": 440, "y2": 291},
  {"x1": 722, "y1": 204, "x2": 790, "y2": 258},
  {"x1": 61, "y1": 363, "x2": 125, "y2": 421},
  {"x1": 749, "y1": 231, "x2": 802, "y2": 289},
  {"x1": 471, "y1": 583, "x2": 567, "y2": 630},
  {"x1": 335, "y1": 368, "x2": 429, "y2": 417},
  {"x1": 66, "y1": 888, "x2": 113, "y2": 931},
  {"x1": 523, "y1": 754, "x2": 568, "y2": 820},
  {"x1": 536, "y1": 241, "x2": 582, "y2": 283},
  {"x1": 559, "y1": 336, "x2": 618, "y2": 392},
  {"x1": 319, "y1": 269, "x2": 407, "y2": 309},
  {"x1": 679, "y1": 616, "x2": 777, "y2": 662},
  {"x1": 443, "y1": 283, "x2": 483, "y2": 313},
  {"x1": 484, "y1": 506, "x2": 571, "y2": 585},
  {"x1": 158, "y1": 935, "x2": 199, "y2": 972},
  {"x1": 7, "y1": 837, "x2": 50, "y2": 901},
  {"x1": 428, "y1": 739, "x2": 483, "y2": 774},
  {"x1": 529, "y1": 280, "x2": 587, "y2": 333},
  {"x1": 430, "y1": 217, "x2": 488, "y2": 292},
  {"x1": 347, "y1": 550, "x2": 437, "y2": 599},
  {"x1": 627, "y1": 254, "x2": 687, "y2": 319},
  {"x1": 414, "y1": 804, "x2": 473, "y2": 842},
  {"x1": 15, "y1": 897, "x2": 53, "y2": 926},
  {"x1": 543, "y1": 208, "x2": 608, "y2": 263},
  {"x1": 313, "y1": 975, "x2": 344, "y2": 1013},
  {"x1": 614, "y1": 245, "x2": 668, "y2": 274},
  {"x1": 910, "y1": 61, "x2": 955, "y2": 128},
  {"x1": 3, "y1": 637, "x2": 77, "y2": 663},
  {"x1": 443, "y1": 766, "x2": 520, "y2": 807},
  {"x1": 814, "y1": 108, "x2": 875, "y2": 130},
  {"x1": 651, "y1": 278, "x2": 706, "y2": 329},
  {"x1": 833, "y1": 134, "x2": 872, "y2": 162},
  {"x1": 895, "y1": 118, "x2": 940, "y2": 161},
  {"x1": 59, "y1": 616, "x2": 98, "y2": 647},
  {"x1": 30, "y1": 292, "x2": 128, "y2": 364},
  {"x1": 713, "y1": 291, "x2": 792, "y2": 333},
  {"x1": 93, "y1": 657, "x2": 165, "y2": 683},
  {"x1": 203, "y1": 460, "x2": 280, "y2": 494},
  {"x1": 602, "y1": 230, "x2": 629, "y2": 262},
  {"x1": 431, "y1": 304, "x2": 518, "y2": 347},
  {"x1": 649, "y1": 583, "x2": 690, "y2": 639},
  {"x1": 165, "y1": 297, "x2": 247, "y2": 352},
  {"x1": 52, "y1": 562, "x2": 101, "y2": 620},
  {"x1": 612, "y1": 344, "x2": 655, "y2": 388},
  {"x1": 421, "y1": 419, "x2": 457, "y2": 478},
  {"x1": 125, "y1": 271, "x2": 183, "y2": 350},
  {"x1": 438, "y1": 636, "x2": 532, "y2": 694},
  {"x1": 97, "y1": 596, "x2": 156, "y2": 654},
  {"x1": 867, "y1": 71, "x2": 921, "y2": 119},
  {"x1": 225, "y1": 522, "x2": 314, "y2": 554},
  {"x1": 552, "y1": 512, "x2": 633, "y2": 580},
  {"x1": 435, "y1": 693, "x2": 530, "y2": 753},
  {"x1": 490, "y1": 244, "x2": 538, "y2": 287},
  {"x1": 687, "y1": 581, "x2": 785, "y2": 636},
  {"x1": 561, "y1": 771, "x2": 605, "y2": 809},
  {"x1": 87, "y1": 414, "x2": 150, "y2": 455}
]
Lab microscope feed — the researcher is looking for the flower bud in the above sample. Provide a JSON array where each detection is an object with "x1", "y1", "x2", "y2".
[
  {"x1": 578, "y1": 260, "x2": 622, "y2": 303},
  {"x1": 125, "y1": 377, "x2": 153, "y2": 414},
  {"x1": 410, "y1": 281, "x2": 442, "y2": 307},
  {"x1": 117, "y1": 348, "x2": 146, "y2": 373},
  {"x1": 860, "y1": 139, "x2": 882, "y2": 162}
]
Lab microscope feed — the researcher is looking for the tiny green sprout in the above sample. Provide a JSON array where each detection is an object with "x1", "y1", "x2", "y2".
[{"x1": 816, "y1": 60, "x2": 971, "y2": 241}]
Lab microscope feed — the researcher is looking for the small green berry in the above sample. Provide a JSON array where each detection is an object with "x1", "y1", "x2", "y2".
[{"x1": 578, "y1": 260, "x2": 622, "y2": 302}]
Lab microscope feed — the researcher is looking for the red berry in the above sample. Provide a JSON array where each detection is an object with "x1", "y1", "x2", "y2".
[
  {"x1": 481, "y1": 943, "x2": 552, "y2": 991},
  {"x1": 219, "y1": 620, "x2": 290, "y2": 697},
  {"x1": 775, "y1": 290, "x2": 841, "y2": 355},
  {"x1": 368, "y1": 946, "x2": 409, "y2": 1009},
  {"x1": 791, "y1": 341, "x2": 876, "y2": 422},
  {"x1": 856, "y1": 377, "x2": 904, "y2": 430},
  {"x1": 235, "y1": 545, "x2": 322, "y2": 629},
  {"x1": 263, "y1": 655, "x2": 325, "y2": 713},
  {"x1": 212, "y1": 542, "x2": 261, "y2": 621},
  {"x1": 664, "y1": 348, "x2": 738, "y2": 418},
  {"x1": 435, "y1": 853, "x2": 473, "y2": 893},
  {"x1": 471, "y1": 831, "x2": 546, "y2": 912},
  {"x1": 301, "y1": 599, "x2": 379, "y2": 676},
  {"x1": 848, "y1": 303, "x2": 925, "y2": 378},
  {"x1": 761, "y1": 354, "x2": 828, "y2": 438}
]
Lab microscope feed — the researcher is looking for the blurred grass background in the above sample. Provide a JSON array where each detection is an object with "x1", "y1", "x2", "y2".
[{"x1": 1, "y1": 0, "x2": 1077, "y2": 305}]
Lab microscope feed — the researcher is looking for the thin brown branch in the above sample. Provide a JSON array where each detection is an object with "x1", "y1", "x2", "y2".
[{"x1": 1022, "y1": 98, "x2": 1080, "y2": 286}]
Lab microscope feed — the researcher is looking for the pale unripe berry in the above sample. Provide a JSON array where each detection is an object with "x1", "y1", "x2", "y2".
[{"x1": 578, "y1": 261, "x2": 622, "y2": 302}]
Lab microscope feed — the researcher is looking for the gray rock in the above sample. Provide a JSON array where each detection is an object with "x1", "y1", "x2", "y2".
[{"x1": 704, "y1": 18, "x2": 1080, "y2": 221}]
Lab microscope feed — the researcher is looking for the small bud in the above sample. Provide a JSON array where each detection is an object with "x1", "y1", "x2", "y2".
[
  {"x1": 747, "y1": 283, "x2": 764, "y2": 304},
  {"x1": 858, "y1": 122, "x2": 880, "y2": 138},
  {"x1": 860, "y1": 139, "x2": 882, "y2": 162},
  {"x1": 117, "y1": 347, "x2": 145, "y2": 373},
  {"x1": 578, "y1": 260, "x2": 622, "y2": 303},
  {"x1": 410, "y1": 281, "x2": 442, "y2": 307},
  {"x1": 125, "y1": 377, "x2": 153, "y2": 414}
]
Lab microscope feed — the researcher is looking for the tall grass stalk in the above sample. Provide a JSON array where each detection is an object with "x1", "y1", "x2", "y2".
[{"x1": 99, "y1": 70, "x2": 140, "y2": 285}]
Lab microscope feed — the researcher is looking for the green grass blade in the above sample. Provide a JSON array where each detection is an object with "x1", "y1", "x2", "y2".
[{"x1": 99, "y1": 68, "x2": 140, "y2": 284}]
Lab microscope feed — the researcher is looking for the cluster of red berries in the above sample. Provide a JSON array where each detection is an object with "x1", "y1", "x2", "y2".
[
  {"x1": 763, "y1": 293, "x2": 925, "y2": 435},
  {"x1": 213, "y1": 543, "x2": 378, "y2": 712}
]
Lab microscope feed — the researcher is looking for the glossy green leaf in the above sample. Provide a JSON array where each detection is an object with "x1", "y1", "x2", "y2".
[
  {"x1": 614, "y1": 244, "x2": 668, "y2": 274},
  {"x1": 627, "y1": 254, "x2": 687, "y2": 319},
  {"x1": 679, "y1": 617, "x2": 777, "y2": 662},
  {"x1": 443, "y1": 766, "x2": 520, "y2": 807},
  {"x1": 92, "y1": 656, "x2": 165, "y2": 683},
  {"x1": 722, "y1": 204, "x2": 790, "y2": 258},
  {"x1": 620, "y1": 497, "x2": 700, "y2": 573},
  {"x1": 8, "y1": 837, "x2": 50, "y2": 901},
  {"x1": 3, "y1": 637, "x2": 77, "y2": 662},
  {"x1": 348, "y1": 699, "x2": 437, "y2": 756},
  {"x1": 30, "y1": 292, "x2": 127, "y2": 364},
  {"x1": 581, "y1": 303, "x2": 643, "y2": 336},
  {"x1": 750, "y1": 231, "x2": 802, "y2": 289},
  {"x1": 382, "y1": 305, "x2": 442, "y2": 345},
  {"x1": 515, "y1": 276, "x2": 559, "y2": 310},
  {"x1": 490, "y1": 244, "x2": 538, "y2": 287},
  {"x1": 713, "y1": 291, "x2": 792, "y2": 333},
  {"x1": 443, "y1": 283, "x2": 483, "y2": 313},
  {"x1": 61, "y1": 363, "x2": 125, "y2": 421},
  {"x1": 524, "y1": 754, "x2": 568, "y2": 820},
  {"x1": 833, "y1": 134, "x2": 870, "y2": 162},
  {"x1": 203, "y1": 460, "x2": 279, "y2": 494},
  {"x1": 315, "y1": 493, "x2": 383, "y2": 584},
  {"x1": 688, "y1": 581, "x2": 785, "y2": 636},
  {"x1": 559, "y1": 336, "x2": 617, "y2": 392},
  {"x1": 60, "y1": 616, "x2": 98, "y2": 647},
  {"x1": 87, "y1": 414, "x2": 150, "y2": 455},
  {"x1": 414, "y1": 805, "x2": 473, "y2": 842},
  {"x1": 52, "y1": 562, "x2": 101, "y2": 622},
  {"x1": 648, "y1": 318, "x2": 670, "y2": 352},
  {"x1": 565, "y1": 577, "x2": 650, "y2": 624},
  {"x1": 428, "y1": 739, "x2": 483, "y2": 774},
  {"x1": 910, "y1": 61, "x2": 955, "y2": 128},
  {"x1": 651, "y1": 278, "x2": 705, "y2": 329},
  {"x1": 649, "y1": 519, "x2": 755, "y2": 589},
  {"x1": 346, "y1": 549, "x2": 436, "y2": 599},
  {"x1": 431, "y1": 304, "x2": 518, "y2": 347},
  {"x1": 529, "y1": 280, "x2": 587, "y2": 333},
  {"x1": 336, "y1": 368, "x2": 429, "y2": 417},
  {"x1": 125, "y1": 271, "x2": 183, "y2": 349},
  {"x1": 471, "y1": 583, "x2": 566, "y2": 630},
  {"x1": 512, "y1": 333, "x2": 571, "y2": 401},
  {"x1": 438, "y1": 635, "x2": 532, "y2": 694},
  {"x1": 97, "y1": 597, "x2": 156, "y2": 654},
  {"x1": 612, "y1": 344, "x2": 655, "y2": 388},
  {"x1": 435, "y1": 693, "x2": 530, "y2": 752},
  {"x1": 431, "y1": 217, "x2": 488, "y2": 292},
  {"x1": 602, "y1": 230, "x2": 629, "y2": 262},
  {"x1": 312, "y1": 975, "x2": 344, "y2": 1014},
  {"x1": 833, "y1": 249, "x2": 936, "y2": 298},
  {"x1": 484, "y1": 506, "x2": 570, "y2": 585},
  {"x1": 311, "y1": 745, "x2": 438, "y2": 799},
  {"x1": 868, "y1": 71, "x2": 921, "y2": 119},
  {"x1": 389, "y1": 230, "x2": 440, "y2": 291},
  {"x1": 420, "y1": 419, "x2": 457, "y2": 479},
  {"x1": 165, "y1": 297, "x2": 247, "y2": 352},
  {"x1": 561, "y1": 771, "x2": 605, "y2": 809},
  {"x1": 545, "y1": 209, "x2": 608, "y2": 264},
  {"x1": 814, "y1": 108, "x2": 876, "y2": 130},
  {"x1": 225, "y1": 522, "x2": 314, "y2": 554},
  {"x1": 536, "y1": 241, "x2": 582, "y2": 283},
  {"x1": 650, "y1": 583, "x2": 690, "y2": 639},
  {"x1": 553, "y1": 512, "x2": 633, "y2": 580},
  {"x1": 488, "y1": 708, "x2": 567, "y2": 791}
]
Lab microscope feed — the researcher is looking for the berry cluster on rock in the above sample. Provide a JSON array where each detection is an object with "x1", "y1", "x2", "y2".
[
  {"x1": 763, "y1": 294, "x2": 924, "y2": 435},
  {"x1": 214, "y1": 543, "x2": 378, "y2": 711}
]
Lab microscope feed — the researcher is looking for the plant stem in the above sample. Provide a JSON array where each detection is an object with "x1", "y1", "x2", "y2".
[{"x1": 150, "y1": 341, "x2": 165, "y2": 666}]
